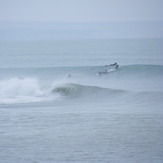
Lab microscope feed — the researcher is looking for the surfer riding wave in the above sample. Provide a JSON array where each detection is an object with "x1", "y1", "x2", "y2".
[
  {"x1": 98, "y1": 63, "x2": 119, "y2": 76},
  {"x1": 105, "y1": 62, "x2": 119, "y2": 69}
]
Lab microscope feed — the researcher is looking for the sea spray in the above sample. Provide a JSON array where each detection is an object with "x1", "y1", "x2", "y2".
[{"x1": 0, "y1": 77, "x2": 58, "y2": 104}]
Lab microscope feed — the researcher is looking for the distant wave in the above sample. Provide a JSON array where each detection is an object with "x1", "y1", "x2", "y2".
[
  {"x1": 118, "y1": 64, "x2": 163, "y2": 76},
  {"x1": 0, "y1": 64, "x2": 162, "y2": 79},
  {"x1": 96, "y1": 64, "x2": 163, "y2": 77}
]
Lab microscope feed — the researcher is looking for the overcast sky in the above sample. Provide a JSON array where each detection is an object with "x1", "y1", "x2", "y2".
[{"x1": 0, "y1": 0, "x2": 163, "y2": 22}]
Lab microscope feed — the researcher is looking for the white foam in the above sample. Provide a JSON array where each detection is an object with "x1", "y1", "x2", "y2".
[{"x1": 0, "y1": 77, "x2": 58, "y2": 104}]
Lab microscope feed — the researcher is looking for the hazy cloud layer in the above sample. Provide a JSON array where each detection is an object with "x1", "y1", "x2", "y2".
[
  {"x1": 0, "y1": 21, "x2": 163, "y2": 40},
  {"x1": 0, "y1": 0, "x2": 163, "y2": 22}
]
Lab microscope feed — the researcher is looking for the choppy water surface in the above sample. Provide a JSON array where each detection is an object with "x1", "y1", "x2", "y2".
[{"x1": 0, "y1": 39, "x2": 163, "y2": 163}]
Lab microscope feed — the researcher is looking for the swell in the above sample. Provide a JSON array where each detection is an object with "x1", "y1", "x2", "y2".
[
  {"x1": 118, "y1": 64, "x2": 163, "y2": 76},
  {"x1": 52, "y1": 82, "x2": 163, "y2": 108},
  {"x1": 52, "y1": 83, "x2": 125, "y2": 98},
  {"x1": 0, "y1": 64, "x2": 163, "y2": 78}
]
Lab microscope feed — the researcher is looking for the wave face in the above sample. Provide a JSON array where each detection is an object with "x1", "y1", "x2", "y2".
[
  {"x1": 0, "y1": 75, "x2": 124, "y2": 104},
  {"x1": 52, "y1": 83, "x2": 124, "y2": 98}
]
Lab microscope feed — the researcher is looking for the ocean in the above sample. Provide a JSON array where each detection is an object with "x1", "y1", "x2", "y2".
[{"x1": 0, "y1": 38, "x2": 163, "y2": 163}]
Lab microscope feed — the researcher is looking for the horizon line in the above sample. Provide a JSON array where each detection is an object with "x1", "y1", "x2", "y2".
[{"x1": 0, "y1": 20, "x2": 163, "y2": 23}]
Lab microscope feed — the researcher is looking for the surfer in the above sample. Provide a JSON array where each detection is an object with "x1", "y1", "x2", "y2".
[
  {"x1": 103, "y1": 69, "x2": 108, "y2": 73},
  {"x1": 115, "y1": 63, "x2": 119, "y2": 69},
  {"x1": 67, "y1": 74, "x2": 72, "y2": 78},
  {"x1": 105, "y1": 62, "x2": 118, "y2": 67},
  {"x1": 106, "y1": 62, "x2": 119, "y2": 69},
  {"x1": 98, "y1": 69, "x2": 108, "y2": 76},
  {"x1": 98, "y1": 63, "x2": 119, "y2": 76},
  {"x1": 110, "y1": 62, "x2": 117, "y2": 66},
  {"x1": 98, "y1": 72, "x2": 102, "y2": 76}
]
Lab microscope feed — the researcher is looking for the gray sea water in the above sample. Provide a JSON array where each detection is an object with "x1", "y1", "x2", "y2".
[{"x1": 0, "y1": 39, "x2": 163, "y2": 163}]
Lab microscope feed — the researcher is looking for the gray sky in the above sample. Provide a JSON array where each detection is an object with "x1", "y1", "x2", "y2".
[{"x1": 0, "y1": 0, "x2": 163, "y2": 22}]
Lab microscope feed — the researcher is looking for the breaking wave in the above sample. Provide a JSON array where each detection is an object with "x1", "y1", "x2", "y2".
[
  {"x1": 0, "y1": 64, "x2": 162, "y2": 104},
  {"x1": 0, "y1": 77, "x2": 56, "y2": 104},
  {"x1": 0, "y1": 77, "x2": 125, "y2": 104}
]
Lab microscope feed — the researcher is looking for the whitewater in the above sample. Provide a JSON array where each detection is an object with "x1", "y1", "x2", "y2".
[{"x1": 0, "y1": 39, "x2": 163, "y2": 163}]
